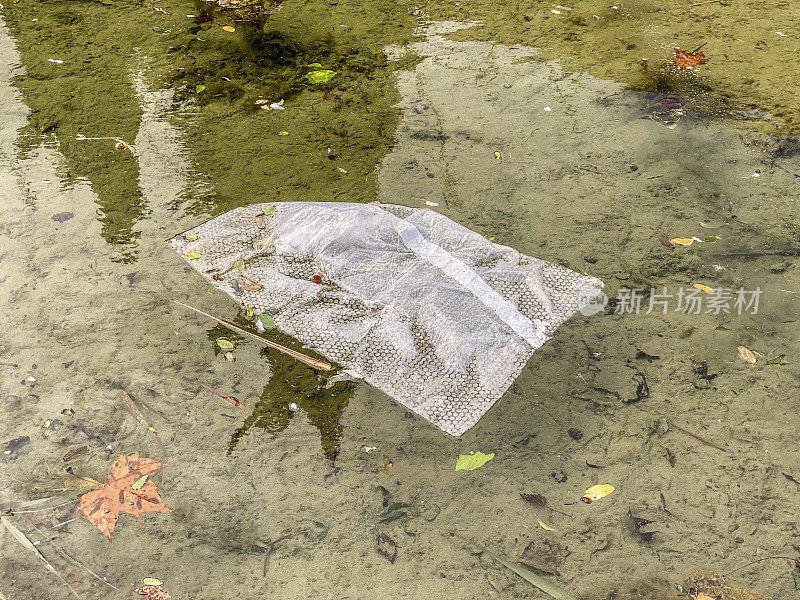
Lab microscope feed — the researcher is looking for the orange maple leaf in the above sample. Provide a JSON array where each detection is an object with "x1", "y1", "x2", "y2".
[
  {"x1": 77, "y1": 452, "x2": 171, "y2": 540},
  {"x1": 669, "y1": 47, "x2": 709, "y2": 68}
]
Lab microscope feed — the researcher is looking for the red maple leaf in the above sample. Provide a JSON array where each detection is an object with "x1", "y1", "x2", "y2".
[
  {"x1": 669, "y1": 47, "x2": 709, "y2": 68},
  {"x1": 77, "y1": 452, "x2": 171, "y2": 540}
]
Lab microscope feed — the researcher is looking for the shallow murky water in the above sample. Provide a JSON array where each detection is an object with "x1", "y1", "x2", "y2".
[{"x1": 2, "y1": 2, "x2": 799, "y2": 599}]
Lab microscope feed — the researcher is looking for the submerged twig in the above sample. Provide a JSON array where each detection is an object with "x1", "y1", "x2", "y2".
[
  {"x1": 670, "y1": 423, "x2": 726, "y2": 452},
  {"x1": 192, "y1": 379, "x2": 245, "y2": 410},
  {"x1": 119, "y1": 390, "x2": 160, "y2": 442},
  {"x1": 722, "y1": 556, "x2": 799, "y2": 578},
  {"x1": 170, "y1": 299, "x2": 332, "y2": 371}
]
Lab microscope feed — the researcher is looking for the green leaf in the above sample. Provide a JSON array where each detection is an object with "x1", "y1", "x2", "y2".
[
  {"x1": 184, "y1": 252, "x2": 201, "y2": 260},
  {"x1": 703, "y1": 235, "x2": 721, "y2": 243},
  {"x1": 246, "y1": 306, "x2": 254, "y2": 317},
  {"x1": 455, "y1": 451, "x2": 495, "y2": 471},
  {"x1": 234, "y1": 257, "x2": 245, "y2": 271},
  {"x1": 307, "y1": 62, "x2": 323, "y2": 68},
  {"x1": 263, "y1": 206, "x2": 276, "y2": 216},
  {"x1": 216, "y1": 338, "x2": 234, "y2": 350},
  {"x1": 767, "y1": 354, "x2": 787, "y2": 365},
  {"x1": 305, "y1": 70, "x2": 337, "y2": 84},
  {"x1": 196, "y1": 84, "x2": 206, "y2": 93},
  {"x1": 258, "y1": 314, "x2": 276, "y2": 329},
  {"x1": 131, "y1": 475, "x2": 148, "y2": 490}
]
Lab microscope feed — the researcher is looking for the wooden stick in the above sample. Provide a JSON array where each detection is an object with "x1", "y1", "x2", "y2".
[
  {"x1": 670, "y1": 423, "x2": 727, "y2": 452},
  {"x1": 170, "y1": 299, "x2": 331, "y2": 371}
]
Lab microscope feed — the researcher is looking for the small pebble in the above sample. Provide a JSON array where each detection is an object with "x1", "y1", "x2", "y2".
[{"x1": 568, "y1": 427, "x2": 583, "y2": 440}]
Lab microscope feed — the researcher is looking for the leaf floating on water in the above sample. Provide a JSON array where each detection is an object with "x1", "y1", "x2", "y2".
[
  {"x1": 581, "y1": 484, "x2": 615, "y2": 504},
  {"x1": 738, "y1": 345, "x2": 758, "y2": 364},
  {"x1": 455, "y1": 451, "x2": 495, "y2": 471},
  {"x1": 669, "y1": 47, "x2": 709, "y2": 68},
  {"x1": 254, "y1": 215, "x2": 266, "y2": 229},
  {"x1": 216, "y1": 338, "x2": 234, "y2": 350},
  {"x1": 142, "y1": 578, "x2": 163, "y2": 587},
  {"x1": 234, "y1": 258, "x2": 245, "y2": 272},
  {"x1": 135, "y1": 584, "x2": 171, "y2": 600},
  {"x1": 307, "y1": 62, "x2": 323, "y2": 68},
  {"x1": 184, "y1": 252, "x2": 201, "y2": 260},
  {"x1": 305, "y1": 70, "x2": 337, "y2": 84},
  {"x1": 131, "y1": 475, "x2": 149, "y2": 490},
  {"x1": 258, "y1": 314, "x2": 276, "y2": 329},
  {"x1": 77, "y1": 452, "x2": 171, "y2": 540},
  {"x1": 693, "y1": 283, "x2": 715, "y2": 294},
  {"x1": 221, "y1": 25, "x2": 235, "y2": 32},
  {"x1": 195, "y1": 84, "x2": 206, "y2": 93},
  {"x1": 670, "y1": 237, "x2": 694, "y2": 246},
  {"x1": 378, "y1": 459, "x2": 393, "y2": 474},
  {"x1": 246, "y1": 306, "x2": 254, "y2": 317},
  {"x1": 263, "y1": 206, "x2": 276, "y2": 216}
]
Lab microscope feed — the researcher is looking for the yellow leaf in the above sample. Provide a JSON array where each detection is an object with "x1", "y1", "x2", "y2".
[
  {"x1": 142, "y1": 578, "x2": 162, "y2": 586},
  {"x1": 537, "y1": 518, "x2": 556, "y2": 531},
  {"x1": 234, "y1": 257, "x2": 245, "y2": 271},
  {"x1": 186, "y1": 234, "x2": 198, "y2": 241},
  {"x1": 278, "y1": 131, "x2": 289, "y2": 136},
  {"x1": 494, "y1": 151, "x2": 502, "y2": 160},
  {"x1": 670, "y1": 237, "x2": 694, "y2": 246},
  {"x1": 693, "y1": 283, "x2": 714, "y2": 294},
  {"x1": 738, "y1": 345, "x2": 757, "y2": 364},
  {"x1": 581, "y1": 484, "x2": 615, "y2": 503},
  {"x1": 184, "y1": 252, "x2": 201, "y2": 260},
  {"x1": 65, "y1": 476, "x2": 102, "y2": 490},
  {"x1": 221, "y1": 25, "x2": 235, "y2": 32}
]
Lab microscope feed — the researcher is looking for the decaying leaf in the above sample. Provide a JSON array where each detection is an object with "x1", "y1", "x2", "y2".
[
  {"x1": 77, "y1": 453, "x2": 171, "y2": 540},
  {"x1": 242, "y1": 282, "x2": 263, "y2": 291},
  {"x1": 254, "y1": 215, "x2": 266, "y2": 229},
  {"x1": 221, "y1": 25, "x2": 235, "y2": 32},
  {"x1": 376, "y1": 532, "x2": 398, "y2": 563},
  {"x1": 738, "y1": 345, "x2": 758, "y2": 364},
  {"x1": 65, "y1": 475, "x2": 102, "y2": 491},
  {"x1": 455, "y1": 451, "x2": 495, "y2": 471},
  {"x1": 378, "y1": 459, "x2": 393, "y2": 474},
  {"x1": 520, "y1": 539, "x2": 568, "y2": 575},
  {"x1": 669, "y1": 47, "x2": 709, "y2": 68},
  {"x1": 627, "y1": 508, "x2": 658, "y2": 542},
  {"x1": 581, "y1": 484, "x2": 615, "y2": 504},
  {"x1": 670, "y1": 237, "x2": 694, "y2": 246},
  {"x1": 135, "y1": 584, "x2": 171, "y2": 600},
  {"x1": 520, "y1": 492, "x2": 547, "y2": 508}
]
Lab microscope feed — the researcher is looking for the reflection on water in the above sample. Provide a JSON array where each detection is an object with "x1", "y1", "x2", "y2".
[{"x1": 229, "y1": 355, "x2": 353, "y2": 460}]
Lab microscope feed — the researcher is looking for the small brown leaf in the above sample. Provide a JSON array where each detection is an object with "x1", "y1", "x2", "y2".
[
  {"x1": 520, "y1": 492, "x2": 547, "y2": 507},
  {"x1": 669, "y1": 47, "x2": 709, "y2": 68},
  {"x1": 254, "y1": 215, "x2": 266, "y2": 229},
  {"x1": 378, "y1": 459, "x2": 393, "y2": 474}
]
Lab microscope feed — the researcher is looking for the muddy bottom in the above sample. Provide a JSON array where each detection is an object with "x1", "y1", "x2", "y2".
[{"x1": 1, "y1": 1, "x2": 799, "y2": 599}]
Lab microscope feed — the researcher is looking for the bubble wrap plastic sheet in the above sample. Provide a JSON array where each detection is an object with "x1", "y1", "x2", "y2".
[{"x1": 171, "y1": 202, "x2": 602, "y2": 436}]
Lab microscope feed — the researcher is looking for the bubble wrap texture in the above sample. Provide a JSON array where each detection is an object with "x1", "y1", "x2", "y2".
[{"x1": 171, "y1": 202, "x2": 602, "y2": 436}]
